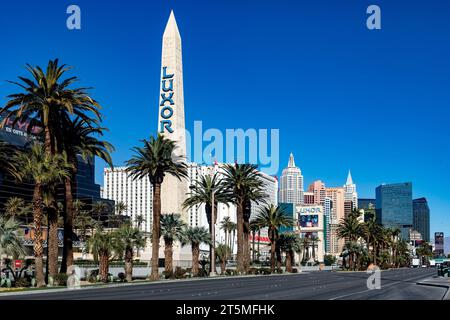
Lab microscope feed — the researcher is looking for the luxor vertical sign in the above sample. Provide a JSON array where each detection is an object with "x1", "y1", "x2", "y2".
[{"x1": 159, "y1": 66, "x2": 175, "y2": 133}]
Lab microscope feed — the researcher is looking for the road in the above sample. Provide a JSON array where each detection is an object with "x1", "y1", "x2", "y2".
[{"x1": 0, "y1": 268, "x2": 446, "y2": 300}]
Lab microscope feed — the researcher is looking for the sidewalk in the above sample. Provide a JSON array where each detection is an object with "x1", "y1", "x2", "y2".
[{"x1": 417, "y1": 276, "x2": 450, "y2": 300}]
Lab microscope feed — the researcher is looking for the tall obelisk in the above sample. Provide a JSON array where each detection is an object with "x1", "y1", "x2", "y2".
[{"x1": 158, "y1": 11, "x2": 188, "y2": 222}]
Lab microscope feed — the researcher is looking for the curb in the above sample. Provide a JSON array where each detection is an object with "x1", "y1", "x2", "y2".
[
  {"x1": 0, "y1": 271, "x2": 308, "y2": 297},
  {"x1": 416, "y1": 278, "x2": 450, "y2": 300}
]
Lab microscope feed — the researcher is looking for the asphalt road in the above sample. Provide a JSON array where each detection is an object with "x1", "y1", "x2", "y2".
[{"x1": 0, "y1": 268, "x2": 445, "y2": 300}]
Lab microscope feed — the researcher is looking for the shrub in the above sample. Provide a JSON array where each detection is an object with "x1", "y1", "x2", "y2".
[
  {"x1": 162, "y1": 271, "x2": 174, "y2": 279},
  {"x1": 14, "y1": 277, "x2": 31, "y2": 288},
  {"x1": 225, "y1": 269, "x2": 238, "y2": 276},
  {"x1": 276, "y1": 268, "x2": 283, "y2": 274},
  {"x1": 259, "y1": 268, "x2": 271, "y2": 275},
  {"x1": 54, "y1": 273, "x2": 68, "y2": 286},
  {"x1": 247, "y1": 268, "x2": 258, "y2": 275},
  {"x1": 118, "y1": 272, "x2": 126, "y2": 282},
  {"x1": 197, "y1": 269, "x2": 208, "y2": 278},
  {"x1": 174, "y1": 267, "x2": 188, "y2": 279},
  {"x1": 291, "y1": 268, "x2": 298, "y2": 273}
]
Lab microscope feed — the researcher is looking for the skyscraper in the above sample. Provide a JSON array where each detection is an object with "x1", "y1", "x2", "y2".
[
  {"x1": 158, "y1": 11, "x2": 188, "y2": 221},
  {"x1": 413, "y1": 197, "x2": 430, "y2": 243},
  {"x1": 279, "y1": 153, "x2": 304, "y2": 205},
  {"x1": 376, "y1": 182, "x2": 413, "y2": 240},
  {"x1": 326, "y1": 187, "x2": 345, "y2": 256},
  {"x1": 307, "y1": 180, "x2": 326, "y2": 205},
  {"x1": 343, "y1": 170, "x2": 358, "y2": 210}
]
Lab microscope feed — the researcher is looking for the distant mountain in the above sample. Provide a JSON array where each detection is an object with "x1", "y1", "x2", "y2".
[{"x1": 445, "y1": 237, "x2": 450, "y2": 255}]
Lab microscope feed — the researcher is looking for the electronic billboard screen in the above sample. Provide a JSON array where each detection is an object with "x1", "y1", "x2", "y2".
[{"x1": 299, "y1": 215, "x2": 319, "y2": 228}]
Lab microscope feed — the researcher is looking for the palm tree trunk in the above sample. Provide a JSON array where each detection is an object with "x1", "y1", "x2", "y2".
[
  {"x1": 47, "y1": 205, "x2": 59, "y2": 279},
  {"x1": 252, "y1": 230, "x2": 256, "y2": 263},
  {"x1": 61, "y1": 175, "x2": 75, "y2": 273},
  {"x1": 33, "y1": 184, "x2": 46, "y2": 287},
  {"x1": 99, "y1": 252, "x2": 109, "y2": 283},
  {"x1": 150, "y1": 182, "x2": 161, "y2": 280},
  {"x1": 236, "y1": 201, "x2": 244, "y2": 273},
  {"x1": 164, "y1": 239, "x2": 173, "y2": 274},
  {"x1": 270, "y1": 240, "x2": 276, "y2": 273},
  {"x1": 221, "y1": 260, "x2": 226, "y2": 274},
  {"x1": 286, "y1": 251, "x2": 292, "y2": 272},
  {"x1": 257, "y1": 230, "x2": 261, "y2": 262},
  {"x1": 125, "y1": 246, "x2": 133, "y2": 282},
  {"x1": 192, "y1": 243, "x2": 200, "y2": 276},
  {"x1": 243, "y1": 217, "x2": 250, "y2": 271}
]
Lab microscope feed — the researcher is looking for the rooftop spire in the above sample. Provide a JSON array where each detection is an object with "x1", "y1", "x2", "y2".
[
  {"x1": 163, "y1": 10, "x2": 181, "y2": 39},
  {"x1": 288, "y1": 153, "x2": 296, "y2": 168},
  {"x1": 346, "y1": 170, "x2": 353, "y2": 185}
]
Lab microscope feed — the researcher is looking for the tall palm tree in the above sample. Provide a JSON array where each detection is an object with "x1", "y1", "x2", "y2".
[
  {"x1": 182, "y1": 226, "x2": 211, "y2": 277},
  {"x1": 160, "y1": 214, "x2": 186, "y2": 274},
  {"x1": 126, "y1": 135, "x2": 188, "y2": 280},
  {"x1": 252, "y1": 204, "x2": 293, "y2": 273},
  {"x1": 115, "y1": 223, "x2": 146, "y2": 282},
  {"x1": 0, "y1": 216, "x2": 26, "y2": 259},
  {"x1": 74, "y1": 205, "x2": 96, "y2": 242},
  {"x1": 59, "y1": 117, "x2": 113, "y2": 273},
  {"x1": 11, "y1": 143, "x2": 71, "y2": 287},
  {"x1": 229, "y1": 222, "x2": 237, "y2": 256},
  {"x1": 215, "y1": 244, "x2": 231, "y2": 274},
  {"x1": 183, "y1": 173, "x2": 232, "y2": 272},
  {"x1": 2, "y1": 59, "x2": 104, "y2": 277},
  {"x1": 310, "y1": 235, "x2": 320, "y2": 261},
  {"x1": 87, "y1": 228, "x2": 118, "y2": 283},
  {"x1": 222, "y1": 163, "x2": 266, "y2": 273}
]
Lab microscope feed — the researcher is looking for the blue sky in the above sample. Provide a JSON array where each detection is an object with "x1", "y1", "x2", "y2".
[{"x1": 1, "y1": 0, "x2": 449, "y2": 237}]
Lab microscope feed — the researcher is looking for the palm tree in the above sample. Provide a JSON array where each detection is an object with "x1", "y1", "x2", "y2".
[
  {"x1": 115, "y1": 223, "x2": 146, "y2": 282},
  {"x1": 183, "y1": 173, "x2": 232, "y2": 272},
  {"x1": 0, "y1": 216, "x2": 26, "y2": 259},
  {"x1": 361, "y1": 213, "x2": 382, "y2": 264},
  {"x1": 337, "y1": 211, "x2": 364, "y2": 270},
  {"x1": 229, "y1": 222, "x2": 237, "y2": 256},
  {"x1": 182, "y1": 226, "x2": 211, "y2": 277},
  {"x1": 215, "y1": 244, "x2": 231, "y2": 274},
  {"x1": 249, "y1": 221, "x2": 260, "y2": 263},
  {"x1": 416, "y1": 242, "x2": 433, "y2": 265},
  {"x1": 3, "y1": 197, "x2": 32, "y2": 223},
  {"x1": 310, "y1": 235, "x2": 321, "y2": 261},
  {"x1": 135, "y1": 214, "x2": 146, "y2": 231},
  {"x1": 87, "y1": 229, "x2": 117, "y2": 283},
  {"x1": 59, "y1": 117, "x2": 113, "y2": 273},
  {"x1": 278, "y1": 233, "x2": 301, "y2": 272},
  {"x1": 252, "y1": 204, "x2": 293, "y2": 273},
  {"x1": 220, "y1": 217, "x2": 232, "y2": 248},
  {"x1": 10, "y1": 143, "x2": 71, "y2": 287},
  {"x1": 92, "y1": 201, "x2": 107, "y2": 223},
  {"x1": 160, "y1": 214, "x2": 186, "y2": 274},
  {"x1": 222, "y1": 163, "x2": 266, "y2": 273},
  {"x1": 115, "y1": 201, "x2": 127, "y2": 215},
  {"x1": 126, "y1": 135, "x2": 188, "y2": 280}
]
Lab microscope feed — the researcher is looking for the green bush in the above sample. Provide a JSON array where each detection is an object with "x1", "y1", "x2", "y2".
[
  {"x1": 174, "y1": 267, "x2": 188, "y2": 279},
  {"x1": 54, "y1": 273, "x2": 68, "y2": 286},
  {"x1": 247, "y1": 268, "x2": 258, "y2": 275},
  {"x1": 259, "y1": 268, "x2": 271, "y2": 275},
  {"x1": 197, "y1": 269, "x2": 208, "y2": 278},
  {"x1": 162, "y1": 271, "x2": 174, "y2": 279},
  {"x1": 14, "y1": 277, "x2": 31, "y2": 288},
  {"x1": 292, "y1": 268, "x2": 298, "y2": 273},
  {"x1": 225, "y1": 269, "x2": 238, "y2": 276}
]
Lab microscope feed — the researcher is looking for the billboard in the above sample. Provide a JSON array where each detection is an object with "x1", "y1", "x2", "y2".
[
  {"x1": 435, "y1": 232, "x2": 444, "y2": 256},
  {"x1": 0, "y1": 111, "x2": 40, "y2": 147},
  {"x1": 300, "y1": 215, "x2": 319, "y2": 228}
]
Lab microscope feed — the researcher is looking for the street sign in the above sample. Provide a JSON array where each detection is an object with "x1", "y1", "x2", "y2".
[{"x1": 14, "y1": 260, "x2": 22, "y2": 269}]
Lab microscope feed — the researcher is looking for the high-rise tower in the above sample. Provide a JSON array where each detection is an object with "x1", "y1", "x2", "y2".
[
  {"x1": 343, "y1": 170, "x2": 358, "y2": 210},
  {"x1": 158, "y1": 11, "x2": 188, "y2": 221},
  {"x1": 279, "y1": 153, "x2": 304, "y2": 204}
]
